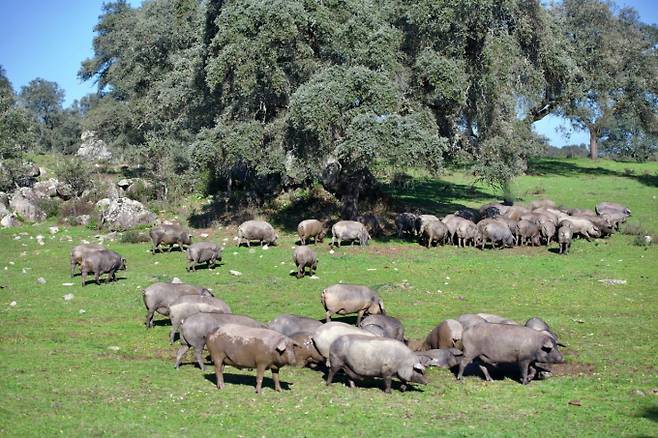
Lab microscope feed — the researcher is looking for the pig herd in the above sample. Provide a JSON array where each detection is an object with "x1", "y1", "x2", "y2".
[{"x1": 65, "y1": 198, "x2": 631, "y2": 393}]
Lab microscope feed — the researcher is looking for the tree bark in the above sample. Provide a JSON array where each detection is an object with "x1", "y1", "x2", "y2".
[{"x1": 588, "y1": 125, "x2": 598, "y2": 160}]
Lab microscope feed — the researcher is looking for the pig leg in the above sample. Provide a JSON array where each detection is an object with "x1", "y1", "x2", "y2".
[
  {"x1": 169, "y1": 318, "x2": 180, "y2": 344},
  {"x1": 145, "y1": 309, "x2": 154, "y2": 328},
  {"x1": 255, "y1": 364, "x2": 266, "y2": 394},
  {"x1": 210, "y1": 352, "x2": 226, "y2": 389},
  {"x1": 325, "y1": 310, "x2": 333, "y2": 322},
  {"x1": 297, "y1": 266, "x2": 303, "y2": 279},
  {"x1": 478, "y1": 363, "x2": 494, "y2": 382},
  {"x1": 519, "y1": 359, "x2": 531, "y2": 384},
  {"x1": 95, "y1": 271, "x2": 101, "y2": 285},
  {"x1": 383, "y1": 376, "x2": 393, "y2": 394},
  {"x1": 193, "y1": 344, "x2": 206, "y2": 371},
  {"x1": 271, "y1": 368, "x2": 282, "y2": 392},
  {"x1": 326, "y1": 365, "x2": 338, "y2": 385},
  {"x1": 356, "y1": 310, "x2": 365, "y2": 325},
  {"x1": 70, "y1": 259, "x2": 77, "y2": 277},
  {"x1": 175, "y1": 344, "x2": 189, "y2": 369},
  {"x1": 457, "y1": 355, "x2": 474, "y2": 381},
  {"x1": 81, "y1": 269, "x2": 87, "y2": 287}
]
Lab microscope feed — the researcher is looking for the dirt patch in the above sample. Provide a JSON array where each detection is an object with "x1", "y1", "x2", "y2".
[{"x1": 551, "y1": 362, "x2": 596, "y2": 377}]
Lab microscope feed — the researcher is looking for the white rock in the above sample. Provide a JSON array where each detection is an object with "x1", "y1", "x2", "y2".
[
  {"x1": 9, "y1": 301, "x2": 16, "y2": 307},
  {"x1": 598, "y1": 279, "x2": 627, "y2": 285},
  {"x1": 232, "y1": 252, "x2": 238, "y2": 256},
  {"x1": 49, "y1": 226, "x2": 59, "y2": 234},
  {"x1": 37, "y1": 277, "x2": 46, "y2": 285},
  {"x1": 262, "y1": 245, "x2": 269, "y2": 250},
  {"x1": 171, "y1": 277, "x2": 183, "y2": 284},
  {"x1": 280, "y1": 262, "x2": 286, "y2": 265},
  {"x1": 367, "y1": 268, "x2": 377, "y2": 271},
  {"x1": 248, "y1": 249, "x2": 256, "y2": 254},
  {"x1": 81, "y1": 239, "x2": 90, "y2": 244},
  {"x1": 223, "y1": 238, "x2": 229, "y2": 242},
  {"x1": 310, "y1": 275, "x2": 320, "y2": 280},
  {"x1": 63, "y1": 293, "x2": 75, "y2": 301},
  {"x1": 329, "y1": 250, "x2": 335, "y2": 255},
  {"x1": 79, "y1": 309, "x2": 86, "y2": 314},
  {"x1": 200, "y1": 233, "x2": 209, "y2": 238},
  {"x1": 107, "y1": 346, "x2": 120, "y2": 352},
  {"x1": 229, "y1": 270, "x2": 242, "y2": 276},
  {"x1": 13, "y1": 236, "x2": 21, "y2": 240},
  {"x1": 62, "y1": 282, "x2": 74, "y2": 286}
]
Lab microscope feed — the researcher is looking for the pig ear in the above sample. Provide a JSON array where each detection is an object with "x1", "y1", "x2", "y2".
[
  {"x1": 541, "y1": 339, "x2": 554, "y2": 351},
  {"x1": 275, "y1": 340, "x2": 287, "y2": 353},
  {"x1": 413, "y1": 362, "x2": 426, "y2": 372}
]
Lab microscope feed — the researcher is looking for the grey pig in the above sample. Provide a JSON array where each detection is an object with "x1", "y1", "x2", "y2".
[
  {"x1": 143, "y1": 282, "x2": 213, "y2": 328},
  {"x1": 80, "y1": 250, "x2": 126, "y2": 286},
  {"x1": 293, "y1": 246, "x2": 318, "y2": 278},
  {"x1": 186, "y1": 242, "x2": 222, "y2": 272}
]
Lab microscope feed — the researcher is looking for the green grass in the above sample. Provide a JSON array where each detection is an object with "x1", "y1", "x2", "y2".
[{"x1": 1, "y1": 158, "x2": 657, "y2": 436}]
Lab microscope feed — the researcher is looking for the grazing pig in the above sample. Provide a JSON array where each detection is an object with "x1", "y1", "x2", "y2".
[
  {"x1": 186, "y1": 242, "x2": 222, "y2": 272},
  {"x1": 525, "y1": 317, "x2": 562, "y2": 344},
  {"x1": 415, "y1": 348, "x2": 464, "y2": 368},
  {"x1": 321, "y1": 284, "x2": 385, "y2": 324},
  {"x1": 312, "y1": 321, "x2": 378, "y2": 359},
  {"x1": 576, "y1": 215, "x2": 614, "y2": 237},
  {"x1": 176, "y1": 313, "x2": 265, "y2": 370},
  {"x1": 143, "y1": 282, "x2": 213, "y2": 328},
  {"x1": 80, "y1": 250, "x2": 126, "y2": 286},
  {"x1": 415, "y1": 214, "x2": 440, "y2": 234},
  {"x1": 236, "y1": 220, "x2": 278, "y2": 247},
  {"x1": 297, "y1": 219, "x2": 326, "y2": 245},
  {"x1": 558, "y1": 217, "x2": 600, "y2": 241},
  {"x1": 358, "y1": 314, "x2": 406, "y2": 342},
  {"x1": 518, "y1": 220, "x2": 541, "y2": 246},
  {"x1": 479, "y1": 203, "x2": 510, "y2": 217},
  {"x1": 457, "y1": 323, "x2": 564, "y2": 384},
  {"x1": 422, "y1": 220, "x2": 449, "y2": 248},
  {"x1": 70, "y1": 243, "x2": 104, "y2": 277},
  {"x1": 326, "y1": 335, "x2": 427, "y2": 393},
  {"x1": 422, "y1": 319, "x2": 464, "y2": 350},
  {"x1": 168, "y1": 296, "x2": 232, "y2": 343},
  {"x1": 503, "y1": 205, "x2": 531, "y2": 221},
  {"x1": 267, "y1": 314, "x2": 323, "y2": 337},
  {"x1": 357, "y1": 214, "x2": 383, "y2": 237},
  {"x1": 477, "y1": 313, "x2": 518, "y2": 325},
  {"x1": 457, "y1": 314, "x2": 486, "y2": 330},
  {"x1": 395, "y1": 213, "x2": 419, "y2": 238},
  {"x1": 600, "y1": 211, "x2": 627, "y2": 230},
  {"x1": 455, "y1": 208, "x2": 479, "y2": 222},
  {"x1": 331, "y1": 220, "x2": 370, "y2": 247},
  {"x1": 442, "y1": 214, "x2": 468, "y2": 244},
  {"x1": 539, "y1": 221, "x2": 556, "y2": 245},
  {"x1": 480, "y1": 222, "x2": 515, "y2": 249},
  {"x1": 456, "y1": 220, "x2": 480, "y2": 247},
  {"x1": 565, "y1": 208, "x2": 596, "y2": 217},
  {"x1": 150, "y1": 224, "x2": 191, "y2": 254},
  {"x1": 206, "y1": 324, "x2": 301, "y2": 394},
  {"x1": 596, "y1": 202, "x2": 631, "y2": 217},
  {"x1": 557, "y1": 225, "x2": 572, "y2": 254},
  {"x1": 288, "y1": 331, "x2": 324, "y2": 366},
  {"x1": 293, "y1": 246, "x2": 318, "y2": 278}
]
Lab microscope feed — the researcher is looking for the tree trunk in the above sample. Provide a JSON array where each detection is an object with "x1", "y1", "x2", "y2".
[{"x1": 589, "y1": 125, "x2": 598, "y2": 160}]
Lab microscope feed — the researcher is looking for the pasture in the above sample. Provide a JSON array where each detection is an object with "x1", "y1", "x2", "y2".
[{"x1": 1, "y1": 158, "x2": 657, "y2": 436}]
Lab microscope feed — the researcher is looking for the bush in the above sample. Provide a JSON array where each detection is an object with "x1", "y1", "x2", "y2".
[
  {"x1": 620, "y1": 221, "x2": 647, "y2": 236},
  {"x1": 119, "y1": 230, "x2": 151, "y2": 244},
  {"x1": 633, "y1": 234, "x2": 654, "y2": 247},
  {"x1": 34, "y1": 198, "x2": 61, "y2": 218},
  {"x1": 54, "y1": 158, "x2": 93, "y2": 197}
]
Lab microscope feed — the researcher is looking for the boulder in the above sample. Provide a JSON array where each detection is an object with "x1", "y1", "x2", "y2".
[
  {"x1": 0, "y1": 203, "x2": 9, "y2": 217},
  {"x1": 117, "y1": 178, "x2": 133, "y2": 189},
  {"x1": 0, "y1": 192, "x2": 8, "y2": 208},
  {"x1": 97, "y1": 197, "x2": 156, "y2": 230},
  {"x1": 77, "y1": 131, "x2": 112, "y2": 162},
  {"x1": 1, "y1": 214, "x2": 20, "y2": 228},
  {"x1": 125, "y1": 179, "x2": 155, "y2": 200},
  {"x1": 32, "y1": 179, "x2": 59, "y2": 198},
  {"x1": 9, "y1": 190, "x2": 46, "y2": 222},
  {"x1": 55, "y1": 182, "x2": 74, "y2": 200},
  {"x1": 76, "y1": 215, "x2": 92, "y2": 226}
]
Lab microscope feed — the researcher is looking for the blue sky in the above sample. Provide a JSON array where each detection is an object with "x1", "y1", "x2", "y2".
[{"x1": 0, "y1": 0, "x2": 656, "y2": 147}]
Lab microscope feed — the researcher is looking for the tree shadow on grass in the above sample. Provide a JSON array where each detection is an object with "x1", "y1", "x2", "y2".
[
  {"x1": 527, "y1": 159, "x2": 658, "y2": 188},
  {"x1": 203, "y1": 371, "x2": 292, "y2": 392},
  {"x1": 640, "y1": 405, "x2": 658, "y2": 422}
]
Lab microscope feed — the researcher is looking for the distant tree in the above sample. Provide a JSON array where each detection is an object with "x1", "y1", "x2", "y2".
[
  {"x1": 556, "y1": 0, "x2": 658, "y2": 160},
  {"x1": 0, "y1": 66, "x2": 37, "y2": 159}
]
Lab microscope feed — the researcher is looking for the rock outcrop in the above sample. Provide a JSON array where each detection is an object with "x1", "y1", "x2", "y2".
[
  {"x1": 96, "y1": 197, "x2": 156, "y2": 230},
  {"x1": 77, "y1": 131, "x2": 112, "y2": 162}
]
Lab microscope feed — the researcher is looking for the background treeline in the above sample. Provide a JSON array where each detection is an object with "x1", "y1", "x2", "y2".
[{"x1": 1, "y1": 0, "x2": 657, "y2": 215}]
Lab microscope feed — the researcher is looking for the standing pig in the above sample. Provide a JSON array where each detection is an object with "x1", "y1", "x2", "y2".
[
  {"x1": 331, "y1": 220, "x2": 370, "y2": 247},
  {"x1": 186, "y1": 242, "x2": 222, "y2": 272},
  {"x1": 395, "y1": 213, "x2": 419, "y2": 238},
  {"x1": 456, "y1": 220, "x2": 480, "y2": 247},
  {"x1": 596, "y1": 202, "x2": 631, "y2": 217},
  {"x1": 415, "y1": 348, "x2": 464, "y2": 368},
  {"x1": 267, "y1": 314, "x2": 323, "y2": 336},
  {"x1": 422, "y1": 220, "x2": 449, "y2": 248},
  {"x1": 287, "y1": 331, "x2": 325, "y2": 367},
  {"x1": 293, "y1": 246, "x2": 318, "y2": 279},
  {"x1": 80, "y1": 250, "x2": 126, "y2": 286},
  {"x1": 176, "y1": 313, "x2": 265, "y2": 370},
  {"x1": 206, "y1": 324, "x2": 301, "y2": 394},
  {"x1": 457, "y1": 323, "x2": 564, "y2": 384},
  {"x1": 297, "y1": 219, "x2": 326, "y2": 245},
  {"x1": 312, "y1": 321, "x2": 378, "y2": 359},
  {"x1": 558, "y1": 225, "x2": 572, "y2": 254},
  {"x1": 143, "y1": 282, "x2": 213, "y2": 328},
  {"x1": 479, "y1": 222, "x2": 515, "y2": 249},
  {"x1": 558, "y1": 217, "x2": 600, "y2": 241},
  {"x1": 326, "y1": 335, "x2": 427, "y2": 393},
  {"x1": 321, "y1": 284, "x2": 385, "y2": 324},
  {"x1": 236, "y1": 220, "x2": 278, "y2": 247},
  {"x1": 70, "y1": 243, "x2": 105, "y2": 277},
  {"x1": 518, "y1": 220, "x2": 541, "y2": 246},
  {"x1": 358, "y1": 314, "x2": 406, "y2": 342},
  {"x1": 168, "y1": 295, "x2": 231, "y2": 343},
  {"x1": 150, "y1": 224, "x2": 192, "y2": 254},
  {"x1": 422, "y1": 319, "x2": 464, "y2": 350}
]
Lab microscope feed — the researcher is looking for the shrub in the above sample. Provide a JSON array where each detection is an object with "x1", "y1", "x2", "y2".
[
  {"x1": 633, "y1": 234, "x2": 654, "y2": 247},
  {"x1": 54, "y1": 158, "x2": 93, "y2": 197},
  {"x1": 34, "y1": 198, "x2": 61, "y2": 218},
  {"x1": 119, "y1": 230, "x2": 151, "y2": 244},
  {"x1": 620, "y1": 221, "x2": 646, "y2": 236},
  {"x1": 58, "y1": 199, "x2": 95, "y2": 218}
]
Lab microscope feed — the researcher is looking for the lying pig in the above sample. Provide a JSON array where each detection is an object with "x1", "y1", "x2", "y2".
[
  {"x1": 168, "y1": 296, "x2": 232, "y2": 343},
  {"x1": 206, "y1": 324, "x2": 301, "y2": 394},
  {"x1": 143, "y1": 282, "x2": 213, "y2": 328},
  {"x1": 312, "y1": 321, "x2": 377, "y2": 360},
  {"x1": 331, "y1": 220, "x2": 370, "y2": 247},
  {"x1": 236, "y1": 220, "x2": 278, "y2": 247},
  {"x1": 321, "y1": 284, "x2": 385, "y2": 324},
  {"x1": 358, "y1": 314, "x2": 406, "y2": 342},
  {"x1": 267, "y1": 314, "x2": 323, "y2": 337},
  {"x1": 457, "y1": 323, "x2": 564, "y2": 384},
  {"x1": 326, "y1": 335, "x2": 427, "y2": 393},
  {"x1": 150, "y1": 223, "x2": 191, "y2": 254},
  {"x1": 293, "y1": 246, "x2": 318, "y2": 278},
  {"x1": 422, "y1": 319, "x2": 463, "y2": 350},
  {"x1": 186, "y1": 242, "x2": 222, "y2": 272},
  {"x1": 415, "y1": 348, "x2": 463, "y2": 368},
  {"x1": 70, "y1": 243, "x2": 105, "y2": 277},
  {"x1": 297, "y1": 219, "x2": 326, "y2": 245},
  {"x1": 176, "y1": 313, "x2": 265, "y2": 370},
  {"x1": 80, "y1": 250, "x2": 126, "y2": 286}
]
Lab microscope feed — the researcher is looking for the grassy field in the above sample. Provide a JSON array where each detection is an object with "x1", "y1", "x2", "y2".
[{"x1": 1, "y1": 157, "x2": 657, "y2": 436}]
